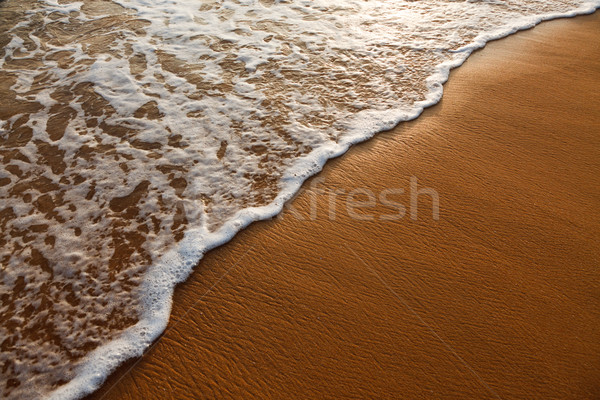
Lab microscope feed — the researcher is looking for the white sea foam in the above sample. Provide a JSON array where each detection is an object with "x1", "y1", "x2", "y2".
[{"x1": 0, "y1": 0, "x2": 598, "y2": 398}]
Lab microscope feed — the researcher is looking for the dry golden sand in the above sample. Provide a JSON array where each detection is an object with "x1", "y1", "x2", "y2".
[{"x1": 88, "y1": 12, "x2": 600, "y2": 400}]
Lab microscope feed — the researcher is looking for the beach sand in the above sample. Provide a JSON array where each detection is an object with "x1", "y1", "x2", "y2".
[{"x1": 87, "y1": 12, "x2": 600, "y2": 400}]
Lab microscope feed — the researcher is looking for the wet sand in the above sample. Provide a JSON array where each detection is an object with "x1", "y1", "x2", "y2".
[{"x1": 88, "y1": 12, "x2": 600, "y2": 400}]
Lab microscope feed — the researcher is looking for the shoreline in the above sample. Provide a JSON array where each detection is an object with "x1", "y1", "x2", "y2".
[{"x1": 87, "y1": 12, "x2": 600, "y2": 400}]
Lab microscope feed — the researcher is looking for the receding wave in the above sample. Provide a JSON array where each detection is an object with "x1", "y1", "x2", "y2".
[{"x1": 0, "y1": 0, "x2": 598, "y2": 398}]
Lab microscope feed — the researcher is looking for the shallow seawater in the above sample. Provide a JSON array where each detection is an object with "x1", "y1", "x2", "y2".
[{"x1": 0, "y1": 0, "x2": 597, "y2": 398}]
